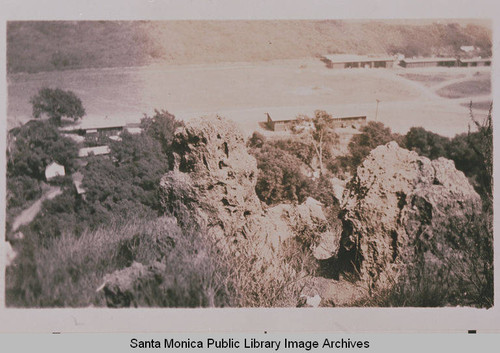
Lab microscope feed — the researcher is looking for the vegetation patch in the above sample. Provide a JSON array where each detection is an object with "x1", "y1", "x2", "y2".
[{"x1": 436, "y1": 76, "x2": 491, "y2": 98}]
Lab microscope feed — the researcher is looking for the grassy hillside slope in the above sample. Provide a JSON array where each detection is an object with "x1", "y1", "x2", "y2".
[{"x1": 7, "y1": 20, "x2": 492, "y2": 73}]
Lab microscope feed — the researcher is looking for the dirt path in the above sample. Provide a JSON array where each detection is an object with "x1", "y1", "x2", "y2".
[{"x1": 11, "y1": 186, "x2": 62, "y2": 232}]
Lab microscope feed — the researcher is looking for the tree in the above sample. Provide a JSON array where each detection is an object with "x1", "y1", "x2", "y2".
[
  {"x1": 140, "y1": 109, "x2": 184, "y2": 153},
  {"x1": 345, "y1": 121, "x2": 399, "y2": 172},
  {"x1": 294, "y1": 110, "x2": 338, "y2": 175},
  {"x1": 467, "y1": 103, "x2": 493, "y2": 206},
  {"x1": 253, "y1": 145, "x2": 310, "y2": 205},
  {"x1": 403, "y1": 127, "x2": 449, "y2": 160},
  {"x1": 30, "y1": 88, "x2": 85, "y2": 125},
  {"x1": 7, "y1": 120, "x2": 78, "y2": 179}
]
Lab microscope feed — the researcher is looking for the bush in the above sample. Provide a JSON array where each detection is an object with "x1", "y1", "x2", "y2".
[
  {"x1": 253, "y1": 144, "x2": 310, "y2": 205},
  {"x1": 7, "y1": 213, "x2": 310, "y2": 308},
  {"x1": 403, "y1": 127, "x2": 449, "y2": 160},
  {"x1": 7, "y1": 120, "x2": 78, "y2": 180},
  {"x1": 141, "y1": 109, "x2": 184, "y2": 154},
  {"x1": 342, "y1": 121, "x2": 401, "y2": 173},
  {"x1": 6, "y1": 217, "x2": 231, "y2": 307}
]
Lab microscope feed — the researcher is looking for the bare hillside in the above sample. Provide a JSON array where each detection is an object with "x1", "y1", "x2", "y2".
[{"x1": 7, "y1": 20, "x2": 491, "y2": 73}]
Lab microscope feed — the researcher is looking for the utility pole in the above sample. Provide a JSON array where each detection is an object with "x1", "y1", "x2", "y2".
[{"x1": 375, "y1": 99, "x2": 380, "y2": 121}]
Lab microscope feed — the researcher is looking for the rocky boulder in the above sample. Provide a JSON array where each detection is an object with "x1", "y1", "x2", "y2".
[
  {"x1": 97, "y1": 262, "x2": 166, "y2": 308},
  {"x1": 249, "y1": 197, "x2": 340, "y2": 260},
  {"x1": 159, "y1": 116, "x2": 262, "y2": 241},
  {"x1": 339, "y1": 142, "x2": 481, "y2": 288}
]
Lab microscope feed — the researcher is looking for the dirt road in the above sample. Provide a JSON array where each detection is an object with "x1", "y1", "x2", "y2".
[{"x1": 11, "y1": 186, "x2": 62, "y2": 232}]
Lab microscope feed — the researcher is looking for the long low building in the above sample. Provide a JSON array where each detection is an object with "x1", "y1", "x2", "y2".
[
  {"x1": 400, "y1": 57, "x2": 458, "y2": 68},
  {"x1": 458, "y1": 57, "x2": 492, "y2": 67},
  {"x1": 321, "y1": 54, "x2": 396, "y2": 69},
  {"x1": 266, "y1": 113, "x2": 366, "y2": 132}
]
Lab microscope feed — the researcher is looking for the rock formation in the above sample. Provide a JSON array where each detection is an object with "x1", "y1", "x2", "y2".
[
  {"x1": 159, "y1": 116, "x2": 341, "y2": 257},
  {"x1": 159, "y1": 115, "x2": 262, "y2": 242},
  {"x1": 96, "y1": 261, "x2": 166, "y2": 308},
  {"x1": 339, "y1": 142, "x2": 481, "y2": 288}
]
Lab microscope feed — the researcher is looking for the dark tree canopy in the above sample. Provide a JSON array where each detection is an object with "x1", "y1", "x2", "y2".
[
  {"x1": 344, "y1": 121, "x2": 401, "y2": 172},
  {"x1": 403, "y1": 127, "x2": 450, "y2": 160},
  {"x1": 7, "y1": 120, "x2": 78, "y2": 180},
  {"x1": 30, "y1": 87, "x2": 86, "y2": 124}
]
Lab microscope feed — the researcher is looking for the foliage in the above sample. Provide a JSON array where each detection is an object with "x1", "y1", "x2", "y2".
[
  {"x1": 252, "y1": 144, "x2": 310, "y2": 205},
  {"x1": 403, "y1": 127, "x2": 450, "y2": 160},
  {"x1": 7, "y1": 212, "x2": 310, "y2": 308},
  {"x1": 247, "y1": 131, "x2": 266, "y2": 149},
  {"x1": 342, "y1": 121, "x2": 400, "y2": 172},
  {"x1": 6, "y1": 175, "x2": 42, "y2": 210},
  {"x1": 466, "y1": 104, "x2": 493, "y2": 206},
  {"x1": 6, "y1": 217, "x2": 232, "y2": 307},
  {"x1": 269, "y1": 138, "x2": 315, "y2": 167},
  {"x1": 30, "y1": 87, "x2": 85, "y2": 124},
  {"x1": 294, "y1": 110, "x2": 338, "y2": 174},
  {"x1": 7, "y1": 120, "x2": 78, "y2": 180},
  {"x1": 140, "y1": 109, "x2": 184, "y2": 153}
]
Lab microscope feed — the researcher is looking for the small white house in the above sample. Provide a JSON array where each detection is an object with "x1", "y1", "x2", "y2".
[{"x1": 45, "y1": 161, "x2": 65, "y2": 181}]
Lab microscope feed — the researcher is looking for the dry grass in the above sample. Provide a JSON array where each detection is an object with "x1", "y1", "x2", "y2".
[
  {"x1": 6, "y1": 213, "x2": 312, "y2": 307},
  {"x1": 8, "y1": 20, "x2": 491, "y2": 73}
]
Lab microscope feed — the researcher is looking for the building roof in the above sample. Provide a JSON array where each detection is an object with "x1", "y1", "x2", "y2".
[
  {"x1": 59, "y1": 115, "x2": 142, "y2": 132},
  {"x1": 459, "y1": 57, "x2": 492, "y2": 63},
  {"x1": 78, "y1": 145, "x2": 111, "y2": 157},
  {"x1": 45, "y1": 162, "x2": 65, "y2": 180},
  {"x1": 323, "y1": 54, "x2": 395, "y2": 63},
  {"x1": 401, "y1": 57, "x2": 457, "y2": 63}
]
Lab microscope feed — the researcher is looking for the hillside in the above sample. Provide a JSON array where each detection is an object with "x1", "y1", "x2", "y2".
[{"x1": 7, "y1": 20, "x2": 492, "y2": 73}]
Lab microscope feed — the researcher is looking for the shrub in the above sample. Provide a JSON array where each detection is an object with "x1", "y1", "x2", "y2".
[
  {"x1": 6, "y1": 217, "x2": 231, "y2": 307},
  {"x1": 342, "y1": 121, "x2": 400, "y2": 173},
  {"x1": 7, "y1": 120, "x2": 78, "y2": 179},
  {"x1": 403, "y1": 127, "x2": 449, "y2": 160},
  {"x1": 141, "y1": 109, "x2": 184, "y2": 154},
  {"x1": 253, "y1": 144, "x2": 310, "y2": 205}
]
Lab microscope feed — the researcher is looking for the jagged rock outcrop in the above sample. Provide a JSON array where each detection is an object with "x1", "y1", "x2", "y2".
[
  {"x1": 97, "y1": 262, "x2": 166, "y2": 308},
  {"x1": 339, "y1": 142, "x2": 481, "y2": 288},
  {"x1": 159, "y1": 116, "x2": 341, "y2": 257},
  {"x1": 160, "y1": 115, "x2": 262, "y2": 242},
  {"x1": 249, "y1": 197, "x2": 339, "y2": 259}
]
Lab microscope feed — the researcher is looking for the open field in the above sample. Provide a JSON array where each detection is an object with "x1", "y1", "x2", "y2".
[{"x1": 8, "y1": 60, "x2": 491, "y2": 138}]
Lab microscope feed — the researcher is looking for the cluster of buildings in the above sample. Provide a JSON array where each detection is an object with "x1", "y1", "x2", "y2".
[
  {"x1": 321, "y1": 54, "x2": 491, "y2": 70},
  {"x1": 45, "y1": 120, "x2": 144, "y2": 198}
]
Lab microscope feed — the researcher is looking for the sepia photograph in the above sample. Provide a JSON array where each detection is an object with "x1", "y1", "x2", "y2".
[{"x1": 3, "y1": 16, "x2": 493, "y2": 312}]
